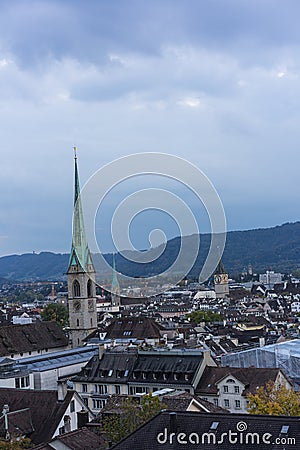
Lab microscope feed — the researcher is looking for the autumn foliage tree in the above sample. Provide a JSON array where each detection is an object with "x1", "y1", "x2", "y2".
[{"x1": 247, "y1": 381, "x2": 300, "y2": 416}]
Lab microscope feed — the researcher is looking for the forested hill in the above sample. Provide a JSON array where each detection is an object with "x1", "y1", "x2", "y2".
[{"x1": 0, "y1": 222, "x2": 300, "y2": 281}]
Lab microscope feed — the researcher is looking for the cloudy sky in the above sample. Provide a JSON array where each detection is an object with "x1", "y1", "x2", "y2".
[{"x1": 1, "y1": 0, "x2": 300, "y2": 256}]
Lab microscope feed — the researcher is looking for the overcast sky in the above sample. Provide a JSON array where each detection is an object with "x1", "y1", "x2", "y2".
[{"x1": 1, "y1": 0, "x2": 300, "y2": 256}]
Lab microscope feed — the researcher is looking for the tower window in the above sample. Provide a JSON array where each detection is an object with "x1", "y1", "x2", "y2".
[
  {"x1": 77, "y1": 319, "x2": 79, "y2": 327},
  {"x1": 87, "y1": 279, "x2": 93, "y2": 298},
  {"x1": 91, "y1": 318, "x2": 93, "y2": 327},
  {"x1": 73, "y1": 280, "x2": 81, "y2": 297}
]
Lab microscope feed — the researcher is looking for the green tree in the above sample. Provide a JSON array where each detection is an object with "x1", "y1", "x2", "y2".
[
  {"x1": 0, "y1": 438, "x2": 31, "y2": 449},
  {"x1": 247, "y1": 381, "x2": 300, "y2": 416},
  {"x1": 187, "y1": 310, "x2": 222, "y2": 324},
  {"x1": 102, "y1": 394, "x2": 165, "y2": 445},
  {"x1": 41, "y1": 303, "x2": 69, "y2": 328}
]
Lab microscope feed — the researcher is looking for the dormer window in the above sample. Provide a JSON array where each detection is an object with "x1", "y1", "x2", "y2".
[
  {"x1": 142, "y1": 372, "x2": 147, "y2": 380},
  {"x1": 163, "y1": 373, "x2": 167, "y2": 381}
]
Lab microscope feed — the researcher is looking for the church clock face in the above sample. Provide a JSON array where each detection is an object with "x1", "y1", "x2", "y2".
[
  {"x1": 215, "y1": 275, "x2": 221, "y2": 284},
  {"x1": 73, "y1": 300, "x2": 81, "y2": 312}
]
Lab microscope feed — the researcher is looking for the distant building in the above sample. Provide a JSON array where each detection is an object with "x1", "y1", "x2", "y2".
[
  {"x1": 214, "y1": 260, "x2": 229, "y2": 299},
  {"x1": 259, "y1": 271, "x2": 283, "y2": 288}
]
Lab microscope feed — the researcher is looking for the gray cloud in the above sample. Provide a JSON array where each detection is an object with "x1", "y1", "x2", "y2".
[{"x1": 1, "y1": 0, "x2": 300, "y2": 256}]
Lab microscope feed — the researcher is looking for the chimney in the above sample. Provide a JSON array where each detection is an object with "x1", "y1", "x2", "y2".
[
  {"x1": 99, "y1": 344, "x2": 105, "y2": 360},
  {"x1": 57, "y1": 380, "x2": 68, "y2": 401},
  {"x1": 77, "y1": 408, "x2": 89, "y2": 428}
]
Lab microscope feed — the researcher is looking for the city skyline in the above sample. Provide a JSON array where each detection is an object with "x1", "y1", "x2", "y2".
[{"x1": 1, "y1": 1, "x2": 300, "y2": 256}]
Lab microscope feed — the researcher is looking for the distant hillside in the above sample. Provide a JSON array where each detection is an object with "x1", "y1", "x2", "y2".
[
  {"x1": 0, "y1": 222, "x2": 300, "y2": 281},
  {"x1": 0, "y1": 252, "x2": 69, "y2": 281}
]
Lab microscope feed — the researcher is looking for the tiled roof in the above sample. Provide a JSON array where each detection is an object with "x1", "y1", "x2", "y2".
[
  {"x1": 111, "y1": 411, "x2": 300, "y2": 450},
  {"x1": 52, "y1": 427, "x2": 106, "y2": 450},
  {"x1": 103, "y1": 317, "x2": 164, "y2": 339},
  {"x1": 0, "y1": 388, "x2": 73, "y2": 444},
  {"x1": 0, "y1": 322, "x2": 68, "y2": 356},
  {"x1": 196, "y1": 366, "x2": 283, "y2": 395}
]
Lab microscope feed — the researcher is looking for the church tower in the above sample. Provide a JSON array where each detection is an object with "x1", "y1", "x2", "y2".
[
  {"x1": 67, "y1": 148, "x2": 97, "y2": 347},
  {"x1": 214, "y1": 259, "x2": 229, "y2": 299}
]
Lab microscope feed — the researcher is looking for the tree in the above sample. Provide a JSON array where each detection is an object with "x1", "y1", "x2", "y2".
[
  {"x1": 102, "y1": 394, "x2": 165, "y2": 445},
  {"x1": 0, "y1": 438, "x2": 31, "y2": 449},
  {"x1": 247, "y1": 381, "x2": 300, "y2": 416},
  {"x1": 41, "y1": 303, "x2": 69, "y2": 328},
  {"x1": 187, "y1": 310, "x2": 222, "y2": 324}
]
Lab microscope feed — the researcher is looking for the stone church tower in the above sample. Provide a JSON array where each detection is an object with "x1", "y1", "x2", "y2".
[
  {"x1": 214, "y1": 259, "x2": 229, "y2": 299},
  {"x1": 67, "y1": 149, "x2": 97, "y2": 347}
]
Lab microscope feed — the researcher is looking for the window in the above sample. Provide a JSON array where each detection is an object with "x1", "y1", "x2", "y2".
[
  {"x1": 82, "y1": 398, "x2": 88, "y2": 406},
  {"x1": 73, "y1": 280, "x2": 81, "y2": 297},
  {"x1": 223, "y1": 385, "x2": 229, "y2": 393},
  {"x1": 82, "y1": 384, "x2": 88, "y2": 393},
  {"x1": 210, "y1": 422, "x2": 219, "y2": 430},
  {"x1": 15, "y1": 376, "x2": 30, "y2": 389},
  {"x1": 142, "y1": 372, "x2": 147, "y2": 380},
  {"x1": 91, "y1": 318, "x2": 93, "y2": 327},
  {"x1": 115, "y1": 385, "x2": 121, "y2": 394},
  {"x1": 77, "y1": 319, "x2": 79, "y2": 327},
  {"x1": 95, "y1": 384, "x2": 107, "y2": 394},
  {"x1": 87, "y1": 279, "x2": 93, "y2": 297},
  {"x1": 70, "y1": 400, "x2": 75, "y2": 412},
  {"x1": 235, "y1": 400, "x2": 241, "y2": 409},
  {"x1": 234, "y1": 386, "x2": 240, "y2": 394},
  {"x1": 92, "y1": 399, "x2": 106, "y2": 410},
  {"x1": 213, "y1": 399, "x2": 218, "y2": 406},
  {"x1": 224, "y1": 399, "x2": 230, "y2": 408},
  {"x1": 59, "y1": 426, "x2": 65, "y2": 435}
]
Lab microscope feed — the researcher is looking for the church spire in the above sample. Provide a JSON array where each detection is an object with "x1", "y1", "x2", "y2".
[
  {"x1": 68, "y1": 147, "x2": 91, "y2": 272},
  {"x1": 111, "y1": 253, "x2": 120, "y2": 306}
]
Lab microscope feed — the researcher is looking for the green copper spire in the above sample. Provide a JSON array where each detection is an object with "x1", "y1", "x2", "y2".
[
  {"x1": 68, "y1": 147, "x2": 91, "y2": 272},
  {"x1": 111, "y1": 253, "x2": 120, "y2": 293}
]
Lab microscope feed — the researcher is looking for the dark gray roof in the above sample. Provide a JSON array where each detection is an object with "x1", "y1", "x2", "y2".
[
  {"x1": 86, "y1": 316, "x2": 163, "y2": 341},
  {"x1": 51, "y1": 427, "x2": 107, "y2": 450},
  {"x1": 112, "y1": 411, "x2": 300, "y2": 450},
  {"x1": 0, "y1": 388, "x2": 74, "y2": 444},
  {"x1": 128, "y1": 351, "x2": 203, "y2": 385},
  {"x1": 0, "y1": 322, "x2": 68, "y2": 356},
  {"x1": 72, "y1": 350, "x2": 138, "y2": 383},
  {"x1": 73, "y1": 349, "x2": 204, "y2": 386}
]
